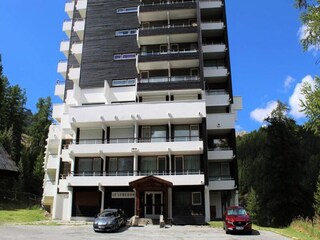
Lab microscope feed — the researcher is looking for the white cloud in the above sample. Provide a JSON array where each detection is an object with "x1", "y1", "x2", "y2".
[
  {"x1": 284, "y1": 76, "x2": 295, "y2": 91},
  {"x1": 289, "y1": 75, "x2": 315, "y2": 119},
  {"x1": 250, "y1": 101, "x2": 278, "y2": 123}
]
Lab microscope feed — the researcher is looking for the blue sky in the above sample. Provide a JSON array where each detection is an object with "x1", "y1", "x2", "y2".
[{"x1": 0, "y1": 0, "x2": 318, "y2": 132}]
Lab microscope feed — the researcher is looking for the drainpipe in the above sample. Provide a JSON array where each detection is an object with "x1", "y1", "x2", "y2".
[{"x1": 98, "y1": 183, "x2": 105, "y2": 213}]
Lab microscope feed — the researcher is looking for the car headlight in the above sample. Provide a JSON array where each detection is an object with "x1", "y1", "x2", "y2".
[{"x1": 227, "y1": 220, "x2": 233, "y2": 225}]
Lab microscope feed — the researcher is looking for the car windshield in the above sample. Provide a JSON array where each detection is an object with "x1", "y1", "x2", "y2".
[
  {"x1": 227, "y1": 208, "x2": 247, "y2": 216},
  {"x1": 100, "y1": 211, "x2": 117, "y2": 217}
]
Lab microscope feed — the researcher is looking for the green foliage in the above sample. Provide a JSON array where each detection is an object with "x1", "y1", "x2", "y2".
[
  {"x1": 238, "y1": 101, "x2": 320, "y2": 227},
  {"x1": 300, "y1": 76, "x2": 320, "y2": 136},
  {"x1": 246, "y1": 188, "x2": 259, "y2": 224},
  {"x1": 314, "y1": 173, "x2": 320, "y2": 215},
  {"x1": 296, "y1": 0, "x2": 320, "y2": 51}
]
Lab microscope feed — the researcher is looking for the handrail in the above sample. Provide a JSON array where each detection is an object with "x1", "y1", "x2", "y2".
[
  {"x1": 141, "y1": 23, "x2": 196, "y2": 30},
  {"x1": 141, "y1": 0, "x2": 195, "y2": 7},
  {"x1": 69, "y1": 169, "x2": 204, "y2": 177},
  {"x1": 139, "y1": 75, "x2": 199, "y2": 83},
  {"x1": 140, "y1": 49, "x2": 197, "y2": 56},
  {"x1": 72, "y1": 136, "x2": 202, "y2": 144}
]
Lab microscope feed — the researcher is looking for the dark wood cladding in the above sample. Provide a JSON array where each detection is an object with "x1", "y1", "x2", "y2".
[
  {"x1": 79, "y1": 0, "x2": 140, "y2": 89},
  {"x1": 139, "y1": 26, "x2": 197, "y2": 37},
  {"x1": 137, "y1": 81, "x2": 201, "y2": 91},
  {"x1": 140, "y1": 2, "x2": 196, "y2": 12},
  {"x1": 138, "y1": 51, "x2": 199, "y2": 62}
]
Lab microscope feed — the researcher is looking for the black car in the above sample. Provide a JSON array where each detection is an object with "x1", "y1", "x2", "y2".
[{"x1": 93, "y1": 209, "x2": 127, "y2": 232}]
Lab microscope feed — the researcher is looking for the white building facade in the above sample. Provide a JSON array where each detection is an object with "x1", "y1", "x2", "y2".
[{"x1": 43, "y1": 0, "x2": 242, "y2": 224}]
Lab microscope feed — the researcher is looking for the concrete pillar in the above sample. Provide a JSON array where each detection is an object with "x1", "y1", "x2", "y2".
[
  {"x1": 99, "y1": 184, "x2": 105, "y2": 213},
  {"x1": 168, "y1": 187, "x2": 172, "y2": 219},
  {"x1": 134, "y1": 121, "x2": 138, "y2": 143},
  {"x1": 67, "y1": 186, "x2": 73, "y2": 221},
  {"x1": 234, "y1": 190, "x2": 239, "y2": 206},
  {"x1": 133, "y1": 153, "x2": 138, "y2": 176},
  {"x1": 204, "y1": 186, "x2": 210, "y2": 222}
]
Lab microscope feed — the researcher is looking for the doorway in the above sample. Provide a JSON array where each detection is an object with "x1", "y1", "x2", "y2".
[{"x1": 144, "y1": 192, "x2": 163, "y2": 218}]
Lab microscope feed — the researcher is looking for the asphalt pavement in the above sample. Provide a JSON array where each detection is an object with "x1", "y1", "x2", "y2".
[{"x1": 0, "y1": 223, "x2": 291, "y2": 240}]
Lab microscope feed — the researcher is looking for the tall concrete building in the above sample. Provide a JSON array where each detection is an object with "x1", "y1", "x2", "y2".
[{"x1": 42, "y1": 0, "x2": 242, "y2": 224}]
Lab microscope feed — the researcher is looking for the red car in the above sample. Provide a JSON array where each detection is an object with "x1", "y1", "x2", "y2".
[{"x1": 223, "y1": 206, "x2": 252, "y2": 234}]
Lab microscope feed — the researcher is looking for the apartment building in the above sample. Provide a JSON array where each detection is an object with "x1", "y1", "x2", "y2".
[{"x1": 42, "y1": 0, "x2": 242, "y2": 224}]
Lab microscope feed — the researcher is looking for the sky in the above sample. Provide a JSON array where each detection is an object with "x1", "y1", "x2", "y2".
[{"x1": 0, "y1": 0, "x2": 318, "y2": 132}]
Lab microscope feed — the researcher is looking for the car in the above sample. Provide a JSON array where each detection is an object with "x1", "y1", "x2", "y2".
[
  {"x1": 223, "y1": 206, "x2": 252, "y2": 234},
  {"x1": 93, "y1": 208, "x2": 127, "y2": 232}
]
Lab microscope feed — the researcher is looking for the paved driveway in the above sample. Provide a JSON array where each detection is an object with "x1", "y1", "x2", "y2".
[{"x1": 0, "y1": 224, "x2": 290, "y2": 240}]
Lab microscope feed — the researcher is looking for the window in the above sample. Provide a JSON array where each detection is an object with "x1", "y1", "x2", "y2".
[
  {"x1": 192, "y1": 192, "x2": 202, "y2": 205},
  {"x1": 115, "y1": 29, "x2": 137, "y2": 36},
  {"x1": 112, "y1": 79, "x2": 136, "y2": 87},
  {"x1": 209, "y1": 162, "x2": 231, "y2": 180},
  {"x1": 174, "y1": 125, "x2": 199, "y2": 141},
  {"x1": 116, "y1": 7, "x2": 138, "y2": 13},
  {"x1": 174, "y1": 155, "x2": 200, "y2": 174},
  {"x1": 109, "y1": 157, "x2": 133, "y2": 176},
  {"x1": 141, "y1": 125, "x2": 167, "y2": 142},
  {"x1": 114, "y1": 53, "x2": 136, "y2": 60},
  {"x1": 140, "y1": 156, "x2": 167, "y2": 175},
  {"x1": 76, "y1": 158, "x2": 102, "y2": 176}
]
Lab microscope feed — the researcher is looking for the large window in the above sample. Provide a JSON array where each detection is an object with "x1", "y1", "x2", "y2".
[
  {"x1": 76, "y1": 158, "x2": 102, "y2": 176},
  {"x1": 115, "y1": 29, "x2": 137, "y2": 36},
  {"x1": 174, "y1": 125, "x2": 199, "y2": 141},
  {"x1": 141, "y1": 125, "x2": 167, "y2": 142},
  {"x1": 140, "y1": 156, "x2": 166, "y2": 175},
  {"x1": 174, "y1": 155, "x2": 200, "y2": 174},
  {"x1": 116, "y1": 7, "x2": 138, "y2": 13},
  {"x1": 108, "y1": 157, "x2": 133, "y2": 176},
  {"x1": 208, "y1": 162, "x2": 231, "y2": 180}
]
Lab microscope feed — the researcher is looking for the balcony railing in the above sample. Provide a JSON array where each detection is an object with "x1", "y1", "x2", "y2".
[
  {"x1": 141, "y1": 0, "x2": 195, "y2": 6},
  {"x1": 139, "y1": 75, "x2": 199, "y2": 83},
  {"x1": 206, "y1": 89, "x2": 228, "y2": 95},
  {"x1": 140, "y1": 49, "x2": 197, "y2": 56},
  {"x1": 68, "y1": 169, "x2": 204, "y2": 177},
  {"x1": 208, "y1": 146, "x2": 232, "y2": 151},
  {"x1": 73, "y1": 136, "x2": 202, "y2": 144},
  {"x1": 209, "y1": 176, "x2": 234, "y2": 181},
  {"x1": 141, "y1": 23, "x2": 196, "y2": 30}
]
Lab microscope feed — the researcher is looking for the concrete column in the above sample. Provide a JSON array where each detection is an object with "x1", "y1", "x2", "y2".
[
  {"x1": 99, "y1": 184, "x2": 105, "y2": 213},
  {"x1": 133, "y1": 153, "x2": 138, "y2": 176},
  {"x1": 168, "y1": 187, "x2": 172, "y2": 219},
  {"x1": 168, "y1": 121, "x2": 171, "y2": 141},
  {"x1": 67, "y1": 186, "x2": 73, "y2": 221},
  {"x1": 134, "y1": 121, "x2": 138, "y2": 143},
  {"x1": 234, "y1": 190, "x2": 239, "y2": 206},
  {"x1": 102, "y1": 156, "x2": 106, "y2": 176},
  {"x1": 204, "y1": 186, "x2": 210, "y2": 222},
  {"x1": 168, "y1": 150, "x2": 172, "y2": 175}
]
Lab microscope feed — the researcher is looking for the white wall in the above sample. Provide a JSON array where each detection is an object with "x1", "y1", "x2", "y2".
[
  {"x1": 55, "y1": 194, "x2": 69, "y2": 220},
  {"x1": 210, "y1": 191, "x2": 222, "y2": 218}
]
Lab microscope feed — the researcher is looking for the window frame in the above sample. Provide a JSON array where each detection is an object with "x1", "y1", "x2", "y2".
[{"x1": 192, "y1": 192, "x2": 202, "y2": 206}]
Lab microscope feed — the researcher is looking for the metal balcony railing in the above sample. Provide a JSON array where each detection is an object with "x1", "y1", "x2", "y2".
[
  {"x1": 139, "y1": 75, "x2": 199, "y2": 83},
  {"x1": 140, "y1": 49, "x2": 197, "y2": 56},
  {"x1": 141, "y1": 0, "x2": 195, "y2": 6}
]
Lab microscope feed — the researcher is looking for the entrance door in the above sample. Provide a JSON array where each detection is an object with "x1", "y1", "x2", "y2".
[{"x1": 144, "y1": 192, "x2": 163, "y2": 218}]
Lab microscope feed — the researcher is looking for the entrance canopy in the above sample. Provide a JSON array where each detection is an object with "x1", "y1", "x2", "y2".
[{"x1": 129, "y1": 175, "x2": 173, "y2": 191}]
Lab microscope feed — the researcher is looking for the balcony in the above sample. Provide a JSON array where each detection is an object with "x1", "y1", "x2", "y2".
[
  {"x1": 54, "y1": 81, "x2": 65, "y2": 100},
  {"x1": 73, "y1": 19, "x2": 85, "y2": 40},
  {"x1": 139, "y1": 75, "x2": 199, "y2": 84},
  {"x1": 68, "y1": 100, "x2": 206, "y2": 127},
  {"x1": 47, "y1": 155, "x2": 59, "y2": 169},
  {"x1": 57, "y1": 60, "x2": 68, "y2": 79},
  {"x1": 201, "y1": 21, "x2": 224, "y2": 38},
  {"x1": 138, "y1": 24, "x2": 197, "y2": 45},
  {"x1": 208, "y1": 148, "x2": 233, "y2": 161},
  {"x1": 206, "y1": 113, "x2": 236, "y2": 130},
  {"x1": 68, "y1": 66, "x2": 81, "y2": 84},
  {"x1": 205, "y1": 90, "x2": 229, "y2": 106},
  {"x1": 76, "y1": 0, "x2": 87, "y2": 18},
  {"x1": 199, "y1": 0, "x2": 223, "y2": 9},
  {"x1": 203, "y1": 67, "x2": 228, "y2": 83},
  {"x1": 43, "y1": 181, "x2": 56, "y2": 197},
  {"x1": 71, "y1": 42, "x2": 83, "y2": 62},
  {"x1": 208, "y1": 178, "x2": 236, "y2": 190},
  {"x1": 138, "y1": 0, "x2": 197, "y2": 23},
  {"x1": 48, "y1": 124, "x2": 62, "y2": 139},
  {"x1": 65, "y1": 1, "x2": 75, "y2": 18},
  {"x1": 137, "y1": 50, "x2": 199, "y2": 71},
  {"x1": 60, "y1": 40, "x2": 70, "y2": 58},
  {"x1": 202, "y1": 43, "x2": 226, "y2": 59},
  {"x1": 62, "y1": 173, "x2": 204, "y2": 187},
  {"x1": 52, "y1": 104, "x2": 65, "y2": 122},
  {"x1": 62, "y1": 20, "x2": 72, "y2": 38}
]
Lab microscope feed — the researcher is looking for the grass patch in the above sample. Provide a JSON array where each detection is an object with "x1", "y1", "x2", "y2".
[
  {"x1": 0, "y1": 201, "x2": 48, "y2": 224},
  {"x1": 208, "y1": 219, "x2": 320, "y2": 240}
]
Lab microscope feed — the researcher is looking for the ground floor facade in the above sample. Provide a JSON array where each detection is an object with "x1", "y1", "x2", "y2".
[{"x1": 51, "y1": 176, "x2": 238, "y2": 224}]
